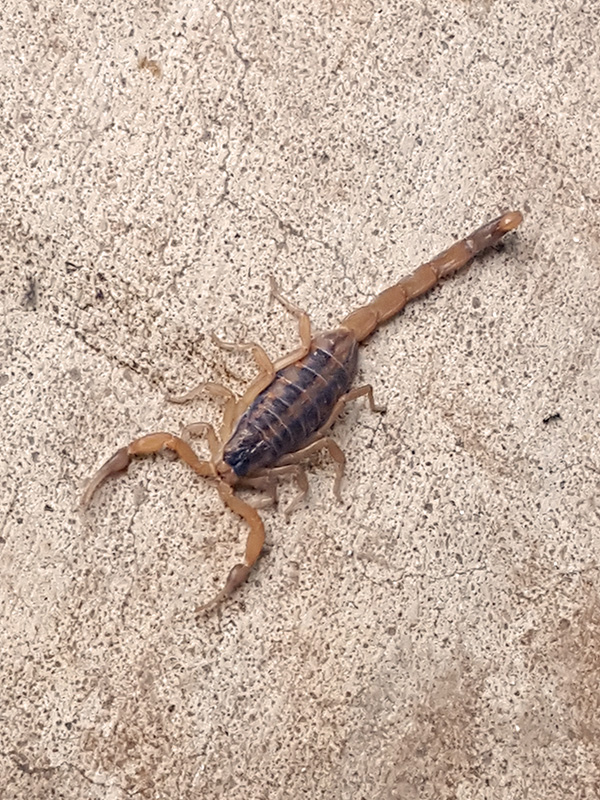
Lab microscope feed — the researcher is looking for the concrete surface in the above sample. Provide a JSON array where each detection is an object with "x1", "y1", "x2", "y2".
[{"x1": 1, "y1": 0, "x2": 599, "y2": 797}]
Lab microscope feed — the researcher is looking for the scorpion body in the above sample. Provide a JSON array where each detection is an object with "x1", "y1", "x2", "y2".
[
  {"x1": 223, "y1": 330, "x2": 358, "y2": 477},
  {"x1": 82, "y1": 211, "x2": 523, "y2": 609}
]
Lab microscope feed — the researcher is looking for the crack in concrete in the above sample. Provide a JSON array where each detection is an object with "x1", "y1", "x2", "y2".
[
  {"x1": 0, "y1": 750, "x2": 116, "y2": 791},
  {"x1": 355, "y1": 559, "x2": 491, "y2": 592},
  {"x1": 258, "y1": 198, "x2": 372, "y2": 304},
  {"x1": 212, "y1": 0, "x2": 252, "y2": 123},
  {"x1": 215, "y1": 122, "x2": 235, "y2": 207},
  {"x1": 213, "y1": 1, "x2": 250, "y2": 69}
]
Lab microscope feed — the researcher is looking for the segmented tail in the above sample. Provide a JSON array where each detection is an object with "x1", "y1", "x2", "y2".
[{"x1": 340, "y1": 211, "x2": 523, "y2": 342}]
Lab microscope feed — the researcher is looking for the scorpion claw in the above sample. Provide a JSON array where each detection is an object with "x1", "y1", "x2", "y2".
[
  {"x1": 196, "y1": 563, "x2": 252, "y2": 615},
  {"x1": 81, "y1": 446, "x2": 131, "y2": 508},
  {"x1": 223, "y1": 563, "x2": 252, "y2": 595}
]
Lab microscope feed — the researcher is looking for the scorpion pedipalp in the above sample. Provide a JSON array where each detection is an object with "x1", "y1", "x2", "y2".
[{"x1": 81, "y1": 432, "x2": 216, "y2": 508}]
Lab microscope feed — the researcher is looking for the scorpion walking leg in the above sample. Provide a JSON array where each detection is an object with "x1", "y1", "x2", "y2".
[
  {"x1": 210, "y1": 278, "x2": 316, "y2": 421},
  {"x1": 183, "y1": 422, "x2": 221, "y2": 460},
  {"x1": 275, "y1": 464, "x2": 310, "y2": 517},
  {"x1": 236, "y1": 474, "x2": 279, "y2": 508},
  {"x1": 212, "y1": 333, "x2": 278, "y2": 418},
  {"x1": 269, "y1": 277, "x2": 313, "y2": 371},
  {"x1": 317, "y1": 384, "x2": 386, "y2": 438},
  {"x1": 241, "y1": 464, "x2": 310, "y2": 518},
  {"x1": 198, "y1": 482, "x2": 266, "y2": 611},
  {"x1": 276, "y1": 437, "x2": 346, "y2": 501},
  {"x1": 81, "y1": 432, "x2": 215, "y2": 507},
  {"x1": 169, "y1": 382, "x2": 238, "y2": 443}
]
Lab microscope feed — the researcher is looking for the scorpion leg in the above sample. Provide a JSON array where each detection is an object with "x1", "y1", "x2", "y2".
[
  {"x1": 269, "y1": 277, "x2": 313, "y2": 371},
  {"x1": 182, "y1": 422, "x2": 221, "y2": 460},
  {"x1": 169, "y1": 382, "x2": 238, "y2": 443},
  {"x1": 317, "y1": 384, "x2": 386, "y2": 437},
  {"x1": 81, "y1": 432, "x2": 215, "y2": 507},
  {"x1": 211, "y1": 333, "x2": 278, "y2": 418},
  {"x1": 198, "y1": 482, "x2": 266, "y2": 612},
  {"x1": 237, "y1": 474, "x2": 279, "y2": 508},
  {"x1": 276, "y1": 465, "x2": 310, "y2": 518},
  {"x1": 209, "y1": 279, "x2": 315, "y2": 421},
  {"x1": 276, "y1": 437, "x2": 346, "y2": 501},
  {"x1": 243, "y1": 464, "x2": 310, "y2": 518}
]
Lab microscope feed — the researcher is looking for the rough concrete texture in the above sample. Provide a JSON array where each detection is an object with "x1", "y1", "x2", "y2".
[{"x1": 1, "y1": 0, "x2": 599, "y2": 797}]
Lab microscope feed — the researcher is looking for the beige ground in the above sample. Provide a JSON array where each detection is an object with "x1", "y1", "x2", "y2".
[{"x1": 1, "y1": 0, "x2": 599, "y2": 798}]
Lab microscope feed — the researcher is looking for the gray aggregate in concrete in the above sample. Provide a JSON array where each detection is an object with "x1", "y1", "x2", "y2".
[{"x1": 1, "y1": 1, "x2": 599, "y2": 797}]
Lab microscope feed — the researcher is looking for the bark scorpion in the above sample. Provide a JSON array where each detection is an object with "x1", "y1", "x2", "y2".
[{"x1": 82, "y1": 211, "x2": 523, "y2": 610}]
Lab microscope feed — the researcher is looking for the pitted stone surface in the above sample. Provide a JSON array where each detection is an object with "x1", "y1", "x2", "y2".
[{"x1": 1, "y1": 1, "x2": 599, "y2": 797}]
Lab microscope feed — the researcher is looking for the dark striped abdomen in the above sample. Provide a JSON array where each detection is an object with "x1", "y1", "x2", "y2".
[{"x1": 223, "y1": 329, "x2": 359, "y2": 477}]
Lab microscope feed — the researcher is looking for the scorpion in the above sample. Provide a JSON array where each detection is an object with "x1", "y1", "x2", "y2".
[{"x1": 82, "y1": 211, "x2": 523, "y2": 609}]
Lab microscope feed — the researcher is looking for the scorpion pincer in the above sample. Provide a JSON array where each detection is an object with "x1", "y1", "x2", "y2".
[{"x1": 81, "y1": 211, "x2": 523, "y2": 610}]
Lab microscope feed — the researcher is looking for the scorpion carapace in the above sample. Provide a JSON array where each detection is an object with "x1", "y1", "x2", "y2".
[{"x1": 82, "y1": 210, "x2": 523, "y2": 610}]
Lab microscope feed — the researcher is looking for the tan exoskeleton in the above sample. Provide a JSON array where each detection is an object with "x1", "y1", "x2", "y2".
[{"x1": 82, "y1": 211, "x2": 523, "y2": 610}]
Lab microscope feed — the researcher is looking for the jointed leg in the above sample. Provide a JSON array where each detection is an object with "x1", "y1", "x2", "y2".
[
  {"x1": 81, "y1": 432, "x2": 215, "y2": 508},
  {"x1": 183, "y1": 422, "x2": 221, "y2": 460},
  {"x1": 269, "y1": 276, "x2": 307, "y2": 319},
  {"x1": 317, "y1": 384, "x2": 386, "y2": 437},
  {"x1": 207, "y1": 280, "x2": 316, "y2": 424},
  {"x1": 269, "y1": 277, "x2": 313, "y2": 371},
  {"x1": 169, "y1": 381, "x2": 238, "y2": 443},
  {"x1": 276, "y1": 436, "x2": 346, "y2": 501},
  {"x1": 240, "y1": 463, "x2": 310, "y2": 518},
  {"x1": 212, "y1": 333, "x2": 277, "y2": 419},
  {"x1": 235, "y1": 474, "x2": 279, "y2": 508}
]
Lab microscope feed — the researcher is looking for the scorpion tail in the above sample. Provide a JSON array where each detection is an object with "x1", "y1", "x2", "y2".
[
  {"x1": 81, "y1": 432, "x2": 215, "y2": 507},
  {"x1": 340, "y1": 211, "x2": 523, "y2": 342}
]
